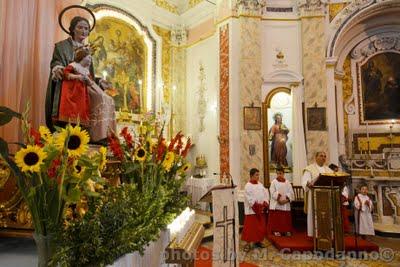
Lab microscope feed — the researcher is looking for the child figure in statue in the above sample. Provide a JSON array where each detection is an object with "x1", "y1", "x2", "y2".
[{"x1": 58, "y1": 46, "x2": 92, "y2": 126}]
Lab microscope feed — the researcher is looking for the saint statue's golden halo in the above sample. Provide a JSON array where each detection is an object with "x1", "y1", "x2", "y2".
[{"x1": 58, "y1": 5, "x2": 96, "y2": 35}]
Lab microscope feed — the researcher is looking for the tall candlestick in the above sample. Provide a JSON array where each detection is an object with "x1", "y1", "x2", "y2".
[{"x1": 366, "y1": 122, "x2": 369, "y2": 139}]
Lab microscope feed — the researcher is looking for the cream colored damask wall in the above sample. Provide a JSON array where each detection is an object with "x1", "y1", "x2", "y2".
[
  {"x1": 301, "y1": 15, "x2": 329, "y2": 163},
  {"x1": 238, "y1": 17, "x2": 263, "y2": 188}
]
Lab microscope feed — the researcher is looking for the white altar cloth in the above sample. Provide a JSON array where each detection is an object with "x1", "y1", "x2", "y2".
[{"x1": 185, "y1": 176, "x2": 218, "y2": 210}]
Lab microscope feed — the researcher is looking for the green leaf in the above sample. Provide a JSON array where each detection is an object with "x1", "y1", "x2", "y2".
[
  {"x1": 67, "y1": 187, "x2": 81, "y2": 202},
  {"x1": 0, "y1": 137, "x2": 9, "y2": 158},
  {"x1": 0, "y1": 106, "x2": 22, "y2": 126}
]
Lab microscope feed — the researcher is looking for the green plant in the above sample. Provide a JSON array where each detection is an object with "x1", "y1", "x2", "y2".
[
  {"x1": 0, "y1": 105, "x2": 105, "y2": 235},
  {"x1": 52, "y1": 116, "x2": 191, "y2": 266},
  {"x1": 53, "y1": 183, "x2": 187, "y2": 267}
]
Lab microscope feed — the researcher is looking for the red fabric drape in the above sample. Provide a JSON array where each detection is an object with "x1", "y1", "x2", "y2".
[{"x1": 0, "y1": 0, "x2": 80, "y2": 152}]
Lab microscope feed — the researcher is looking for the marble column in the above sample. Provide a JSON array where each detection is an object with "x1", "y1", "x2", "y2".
[
  {"x1": 236, "y1": 2, "x2": 264, "y2": 187},
  {"x1": 299, "y1": 0, "x2": 329, "y2": 163},
  {"x1": 326, "y1": 58, "x2": 339, "y2": 165}
]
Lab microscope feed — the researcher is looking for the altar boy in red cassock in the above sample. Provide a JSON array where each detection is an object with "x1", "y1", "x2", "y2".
[
  {"x1": 242, "y1": 168, "x2": 269, "y2": 251},
  {"x1": 267, "y1": 166, "x2": 294, "y2": 236}
]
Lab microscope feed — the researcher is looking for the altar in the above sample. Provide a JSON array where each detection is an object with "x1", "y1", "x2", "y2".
[{"x1": 185, "y1": 176, "x2": 218, "y2": 210}]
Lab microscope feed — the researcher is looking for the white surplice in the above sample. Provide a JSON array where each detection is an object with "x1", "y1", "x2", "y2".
[
  {"x1": 301, "y1": 163, "x2": 333, "y2": 237},
  {"x1": 269, "y1": 179, "x2": 294, "y2": 211},
  {"x1": 354, "y1": 193, "x2": 375, "y2": 235},
  {"x1": 244, "y1": 182, "x2": 270, "y2": 215}
]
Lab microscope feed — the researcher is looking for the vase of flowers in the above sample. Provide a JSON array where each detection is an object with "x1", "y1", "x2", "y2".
[
  {"x1": 0, "y1": 105, "x2": 106, "y2": 267},
  {"x1": 50, "y1": 117, "x2": 193, "y2": 267}
]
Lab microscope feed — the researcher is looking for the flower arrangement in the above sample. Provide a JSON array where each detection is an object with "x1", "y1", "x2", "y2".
[
  {"x1": 52, "y1": 118, "x2": 193, "y2": 266},
  {"x1": 107, "y1": 118, "x2": 192, "y2": 192},
  {"x1": 0, "y1": 105, "x2": 105, "y2": 235}
]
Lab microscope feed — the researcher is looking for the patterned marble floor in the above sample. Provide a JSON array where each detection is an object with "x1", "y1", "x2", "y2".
[{"x1": 202, "y1": 236, "x2": 400, "y2": 267}]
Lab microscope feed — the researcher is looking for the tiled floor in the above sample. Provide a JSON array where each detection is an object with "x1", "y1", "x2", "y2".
[
  {"x1": 0, "y1": 237, "x2": 37, "y2": 267},
  {"x1": 202, "y1": 236, "x2": 400, "y2": 267}
]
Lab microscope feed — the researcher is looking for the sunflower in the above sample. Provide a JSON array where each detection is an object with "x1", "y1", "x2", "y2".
[
  {"x1": 179, "y1": 163, "x2": 191, "y2": 173},
  {"x1": 55, "y1": 125, "x2": 90, "y2": 157},
  {"x1": 39, "y1": 126, "x2": 52, "y2": 143},
  {"x1": 73, "y1": 162, "x2": 85, "y2": 178},
  {"x1": 98, "y1": 146, "x2": 107, "y2": 170},
  {"x1": 162, "y1": 151, "x2": 175, "y2": 171},
  {"x1": 134, "y1": 147, "x2": 147, "y2": 161},
  {"x1": 15, "y1": 145, "x2": 47, "y2": 173}
]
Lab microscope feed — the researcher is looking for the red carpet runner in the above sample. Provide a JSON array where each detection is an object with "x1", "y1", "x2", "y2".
[
  {"x1": 267, "y1": 231, "x2": 379, "y2": 252},
  {"x1": 195, "y1": 246, "x2": 258, "y2": 267}
]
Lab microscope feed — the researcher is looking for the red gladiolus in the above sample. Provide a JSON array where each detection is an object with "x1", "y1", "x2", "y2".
[
  {"x1": 181, "y1": 138, "x2": 192, "y2": 157},
  {"x1": 157, "y1": 138, "x2": 166, "y2": 161},
  {"x1": 47, "y1": 158, "x2": 61, "y2": 178},
  {"x1": 169, "y1": 131, "x2": 183, "y2": 151},
  {"x1": 108, "y1": 135, "x2": 124, "y2": 160},
  {"x1": 29, "y1": 127, "x2": 42, "y2": 146},
  {"x1": 120, "y1": 127, "x2": 133, "y2": 148},
  {"x1": 175, "y1": 134, "x2": 184, "y2": 154}
]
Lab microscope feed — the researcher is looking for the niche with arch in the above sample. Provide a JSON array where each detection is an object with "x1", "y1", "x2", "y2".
[{"x1": 262, "y1": 88, "x2": 293, "y2": 184}]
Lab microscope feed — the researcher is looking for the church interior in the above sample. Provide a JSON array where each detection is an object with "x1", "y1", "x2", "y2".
[{"x1": 1, "y1": 0, "x2": 400, "y2": 266}]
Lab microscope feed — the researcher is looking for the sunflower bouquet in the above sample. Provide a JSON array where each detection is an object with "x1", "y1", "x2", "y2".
[{"x1": 0, "y1": 106, "x2": 106, "y2": 236}]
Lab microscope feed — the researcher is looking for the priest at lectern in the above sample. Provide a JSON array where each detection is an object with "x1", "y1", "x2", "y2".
[{"x1": 301, "y1": 152, "x2": 333, "y2": 237}]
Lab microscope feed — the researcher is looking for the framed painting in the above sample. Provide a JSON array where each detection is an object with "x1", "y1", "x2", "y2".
[
  {"x1": 244, "y1": 106, "x2": 261, "y2": 130},
  {"x1": 307, "y1": 107, "x2": 326, "y2": 131},
  {"x1": 360, "y1": 52, "x2": 400, "y2": 123}
]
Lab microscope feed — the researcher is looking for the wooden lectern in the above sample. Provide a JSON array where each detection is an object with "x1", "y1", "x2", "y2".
[{"x1": 312, "y1": 172, "x2": 349, "y2": 253}]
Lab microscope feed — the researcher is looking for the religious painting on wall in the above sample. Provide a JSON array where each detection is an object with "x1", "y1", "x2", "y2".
[
  {"x1": 360, "y1": 52, "x2": 400, "y2": 122},
  {"x1": 307, "y1": 107, "x2": 326, "y2": 131},
  {"x1": 89, "y1": 16, "x2": 147, "y2": 113},
  {"x1": 265, "y1": 91, "x2": 293, "y2": 173},
  {"x1": 243, "y1": 106, "x2": 261, "y2": 130}
]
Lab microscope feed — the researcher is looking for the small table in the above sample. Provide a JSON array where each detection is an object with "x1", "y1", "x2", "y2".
[{"x1": 185, "y1": 176, "x2": 217, "y2": 210}]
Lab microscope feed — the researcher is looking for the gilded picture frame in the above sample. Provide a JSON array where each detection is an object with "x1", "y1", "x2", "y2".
[
  {"x1": 244, "y1": 106, "x2": 261, "y2": 130},
  {"x1": 307, "y1": 107, "x2": 326, "y2": 131}
]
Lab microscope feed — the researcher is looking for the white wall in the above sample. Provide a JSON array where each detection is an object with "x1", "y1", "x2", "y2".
[
  {"x1": 261, "y1": 20, "x2": 302, "y2": 79},
  {"x1": 186, "y1": 34, "x2": 220, "y2": 177}
]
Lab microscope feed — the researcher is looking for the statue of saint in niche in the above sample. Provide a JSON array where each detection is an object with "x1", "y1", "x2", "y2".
[{"x1": 269, "y1": 112, "x2": 289, "y2": 167}]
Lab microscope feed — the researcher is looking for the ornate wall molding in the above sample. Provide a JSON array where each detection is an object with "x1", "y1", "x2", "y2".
[
  {"x1": 351, "y1": 33, "x2": 400, "y2": 62},
  {"x1": 197, "y1": 62, "x2": 207, "y2": 133},
  {"x1": 154, "y1": 0, "x2": 179, "y2": 14},
  {"x1": 330, "y1": 0, "x2": 375, "y2": 32},
  {"x1": 327, "y1": 0, "x2": 400, "y2": 57},
  {"x1": 298, "y1": 0, "x2": 328, "y2": 16},
  {"x1": 350, "y1": 32, "x2": 400, "y2": 125},
  {"x1": 171, "y1": 24, "x2": 188, "y2": 46},
  {"x1": 234, "y1": 0, "x2": 266, "y2": 16}
]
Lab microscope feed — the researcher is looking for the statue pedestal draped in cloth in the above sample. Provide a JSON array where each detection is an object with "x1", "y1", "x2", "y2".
[{"x1": 88, "y1": 82, "x2": 116, "y2": 141}]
